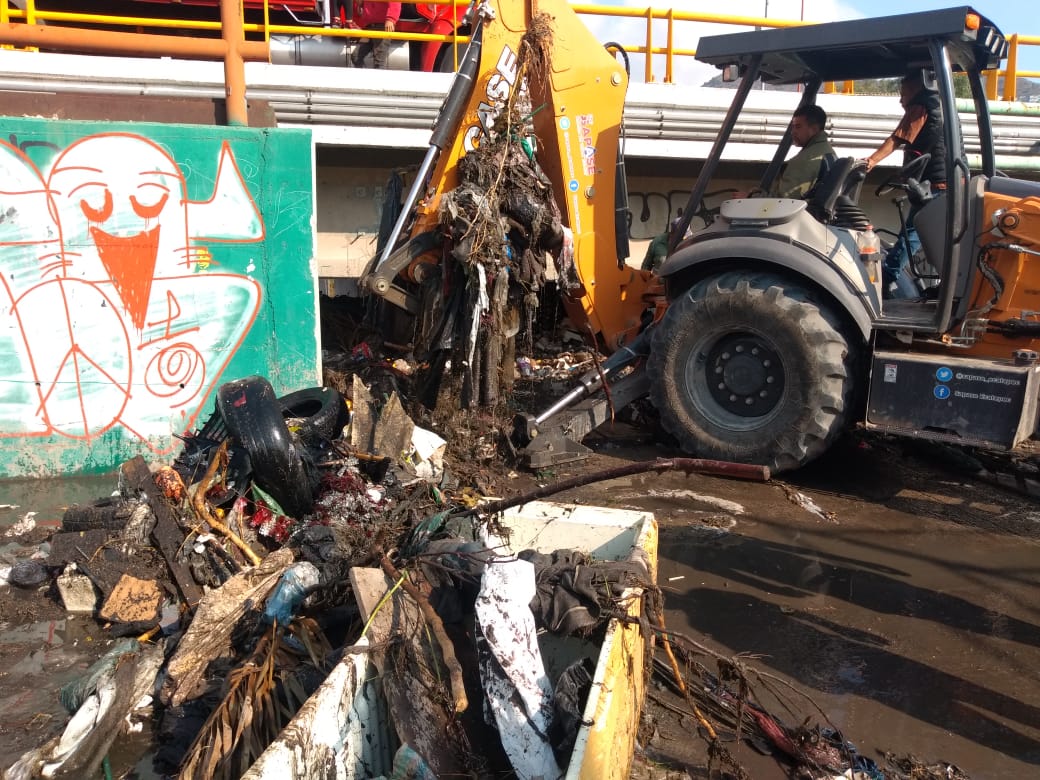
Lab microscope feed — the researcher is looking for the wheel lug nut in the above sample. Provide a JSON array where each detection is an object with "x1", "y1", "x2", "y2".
[
  {"x1": 759, "y1": 390, "x2": 768, "y2": 397},
  {"x1": 735, "y1": 345, "x2": 744, "y2": 353},
  {"x1": 745, "y1": 397, "x2": 753, "y2": 405},
  {"x1": 729, "y1": 394, "x2": 737, "y2": 402},
  {"x1": 766, "y1": 376, "x2": 774, "y2": 384}
]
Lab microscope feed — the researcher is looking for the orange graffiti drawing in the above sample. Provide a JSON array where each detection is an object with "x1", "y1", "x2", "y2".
[{"x1": 0, "y1": 133, "x2": 265, "y2": 448}]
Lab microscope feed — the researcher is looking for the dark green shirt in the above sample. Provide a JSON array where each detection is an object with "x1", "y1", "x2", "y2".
[
  {"x1": 774, "y1": 131, "x2": 834, "y2": 198},
  {"x1": 641, "y1": 231, "x2": 670, "y2": 272}
]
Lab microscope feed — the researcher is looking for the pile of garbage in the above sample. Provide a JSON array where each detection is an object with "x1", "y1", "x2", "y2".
[
  {"x1": 0, "y1": 369, "x2": 980, "y2": 780},
  {"x1": 1, "y1": 371, "x2": 661, "y2": 780}
]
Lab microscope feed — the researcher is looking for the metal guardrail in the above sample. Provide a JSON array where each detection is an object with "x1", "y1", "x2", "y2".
[{"x1": 2, "y1": 0, "x2": 1038, "y2": 97}]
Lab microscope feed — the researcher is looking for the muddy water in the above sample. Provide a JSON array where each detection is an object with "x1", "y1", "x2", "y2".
[
  {"x1": 551, "y1": 436, "x2": 1040, "y2": 779},
  {"x1": 0, "y1": 473, "x2": 119, "y2": 528}
]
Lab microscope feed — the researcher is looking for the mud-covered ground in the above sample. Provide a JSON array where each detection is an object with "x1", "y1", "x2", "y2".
[
  {"x1": 2, "y1": 424, "x2": 1038, "y2": 779},
  {"x1": 569, "y1": 429, "x2": 1040, "y2": 780}
]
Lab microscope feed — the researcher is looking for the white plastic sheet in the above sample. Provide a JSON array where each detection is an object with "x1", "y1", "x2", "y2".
[{"x1": 474, "y1": 538, "x2": 562, "y2": 780}]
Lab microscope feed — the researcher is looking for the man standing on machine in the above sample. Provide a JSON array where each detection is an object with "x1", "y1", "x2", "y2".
[{"x1": 865, "y1": 70, "x2": 947, "y2": 298}]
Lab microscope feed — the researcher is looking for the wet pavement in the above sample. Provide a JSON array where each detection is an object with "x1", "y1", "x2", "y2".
[
  {"x1": 551, "y1": 434, "x2": 1040, "y2": 779},
  {"x1": 1, "y1": 435, "x2": 1038, "y2": 778}
]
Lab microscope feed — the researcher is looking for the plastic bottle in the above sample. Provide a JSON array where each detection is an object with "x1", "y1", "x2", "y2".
[
  {"x1": 263, "y1": 561, "x2": 321, "y2": 625},
  {"x1": 856, "y1": 224, "x2": 881, "y2": 285}
]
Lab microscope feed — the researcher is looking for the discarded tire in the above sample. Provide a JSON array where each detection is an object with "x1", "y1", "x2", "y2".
[
  {"x1": 217, "y1": 376, "x2": 318, "y2": 519},
  {"x1": 278, "y1": 386, "x2": 348, "y2": 445},
  {"x1": 62, "y1": 496, "x2": 129, "y2": 532}
]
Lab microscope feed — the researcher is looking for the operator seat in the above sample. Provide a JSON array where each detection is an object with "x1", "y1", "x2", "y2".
[{"x1": 805, "y1": 157, "x2": 869, "y2": 228}]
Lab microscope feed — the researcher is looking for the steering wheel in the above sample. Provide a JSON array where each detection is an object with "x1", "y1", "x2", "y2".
[{"x1": 875, "y1": 154, "x2": 931, "y2": 197}]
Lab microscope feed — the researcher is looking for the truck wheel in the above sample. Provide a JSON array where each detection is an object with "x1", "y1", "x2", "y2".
[{"x1": 647, "y1": 272, "x2": 856, "y2": 473}]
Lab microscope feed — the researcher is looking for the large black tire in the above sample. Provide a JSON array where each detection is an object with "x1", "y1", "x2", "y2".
[
  {"x1": 62, "y1": 496, "x2": 127, "y2": 532},
  {"x1": 218, "y1": 376, "x2": 317, "y2": 519},
  {"x1": 647, "y1": 272, "x2": 857, "y2": 474}
]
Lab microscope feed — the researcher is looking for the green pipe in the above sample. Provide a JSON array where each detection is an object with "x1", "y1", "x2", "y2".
[
  {"x1": 957, "y1": 98, "x2": 1040, "y2": 116},
  {"x1": 969, "y1": 155, "x2": 1040, "y2": 172}
]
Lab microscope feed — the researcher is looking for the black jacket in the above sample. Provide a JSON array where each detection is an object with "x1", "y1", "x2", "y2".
[{"x1": 903, "y1": 89, "x2": 946, "y2": 187}]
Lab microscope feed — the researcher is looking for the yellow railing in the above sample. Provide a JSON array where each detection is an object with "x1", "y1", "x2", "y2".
[
  {"x1": 567, "y1": 5, "x2": 806, "y2": 84},
  {"x1": 1, "y1": 1, "x2": 1038, "y2": 100}
]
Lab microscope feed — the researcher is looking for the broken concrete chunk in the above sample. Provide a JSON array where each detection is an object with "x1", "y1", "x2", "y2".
[
  {"x1": 99, "y1": 574, "x2": 163, "y2": 625},
  {"x1": 57, "y1": 565, "x2": 100, "y2": 615}
]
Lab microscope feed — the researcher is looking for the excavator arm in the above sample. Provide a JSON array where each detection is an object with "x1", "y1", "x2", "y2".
[{"x1": 362, "y1": 0, "x2": 653, "y2": 352}]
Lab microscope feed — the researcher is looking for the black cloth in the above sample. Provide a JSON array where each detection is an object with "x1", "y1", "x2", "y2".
[
  {"x1": 550, "y1": 657, "x2": 596, "y2": 765},
  {"x1": 518, "y1": 548, "x2": 651, "y2": 636}
]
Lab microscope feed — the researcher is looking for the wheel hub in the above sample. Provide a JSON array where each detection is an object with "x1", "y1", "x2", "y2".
[{"x1": 705, "y1": 335, "x2": 785, "y2": 417}]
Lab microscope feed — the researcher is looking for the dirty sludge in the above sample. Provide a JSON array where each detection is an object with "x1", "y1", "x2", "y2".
[{"x1": 0, "y1": 353, "x2": 976, "y2": 780}]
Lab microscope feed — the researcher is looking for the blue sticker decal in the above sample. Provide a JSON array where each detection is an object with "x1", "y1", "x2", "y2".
[
  {"x1": 934, "y1": 384, "x2": 951, "y2": 400},
  {"x1": 568, "y1": 179, "x2": 579, "y2": 192},
  {"x1": 936, "y1": 367, "x2": 953, "y2": 382},
  {"x1": 559, "y1": 117, "x2": 571, "y2": 130}
]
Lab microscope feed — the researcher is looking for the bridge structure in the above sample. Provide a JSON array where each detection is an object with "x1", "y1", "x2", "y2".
[{"x1": 4, "y1": 2, "x2": 1040, "y2": 278}]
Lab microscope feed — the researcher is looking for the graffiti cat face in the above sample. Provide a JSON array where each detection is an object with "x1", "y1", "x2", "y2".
[
  {"x1": 47, "y1": 134, "x2": 192, "y2": 328},
  {"x1": 49, "y1": 134, "x2": 186, "y2": 237}
]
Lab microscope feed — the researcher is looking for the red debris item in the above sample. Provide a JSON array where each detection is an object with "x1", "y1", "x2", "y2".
[
  {"x1": 153, "y1": 466, "x2": 186, "y2": 503},
  {"x1": 249, "y1": 501, "x2": 295, "y2": 543},
  {"x1": 350, "y1": 342, "x2": 374, "y2": 363}
]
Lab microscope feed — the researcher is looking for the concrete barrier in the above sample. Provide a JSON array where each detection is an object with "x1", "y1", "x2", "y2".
[{"x1": 0, "y1": 117, "x2": 320, "y2": 477}]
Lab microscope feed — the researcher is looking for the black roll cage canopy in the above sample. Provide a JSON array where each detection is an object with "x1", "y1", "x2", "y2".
[
  {"x1": 693, "y1": 7, "x2": 1007, "y2": 195},
  {"x1": 669, "y1": 6, "x2": 1009, "y2": 336},
  {"x1": 694, "y1": 6, "x2": 1007, "y2": 86}
]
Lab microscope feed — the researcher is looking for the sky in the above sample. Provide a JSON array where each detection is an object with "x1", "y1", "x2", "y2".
[{"x1": 582, "y1": 0, "x2": 1039, "y2": 85}]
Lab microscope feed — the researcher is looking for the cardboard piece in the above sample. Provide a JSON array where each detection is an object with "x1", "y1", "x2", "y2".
[{"x1": 99, "y1": 573, "x2": 163, "y2": 625}]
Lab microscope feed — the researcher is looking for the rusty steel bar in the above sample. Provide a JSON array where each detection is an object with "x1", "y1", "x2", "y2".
[{"x1": 453, "y1": 457, "x2": 771, "y2": 520}]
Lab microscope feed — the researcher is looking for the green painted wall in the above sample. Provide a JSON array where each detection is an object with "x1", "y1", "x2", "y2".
[{"x1": 0, "y1": 118, "x2": 319, "y2": 478}]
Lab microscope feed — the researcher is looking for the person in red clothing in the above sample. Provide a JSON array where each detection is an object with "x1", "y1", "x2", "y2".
[{"x1": 348, "y1": 0, "x2": 401, "y2": 69}]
